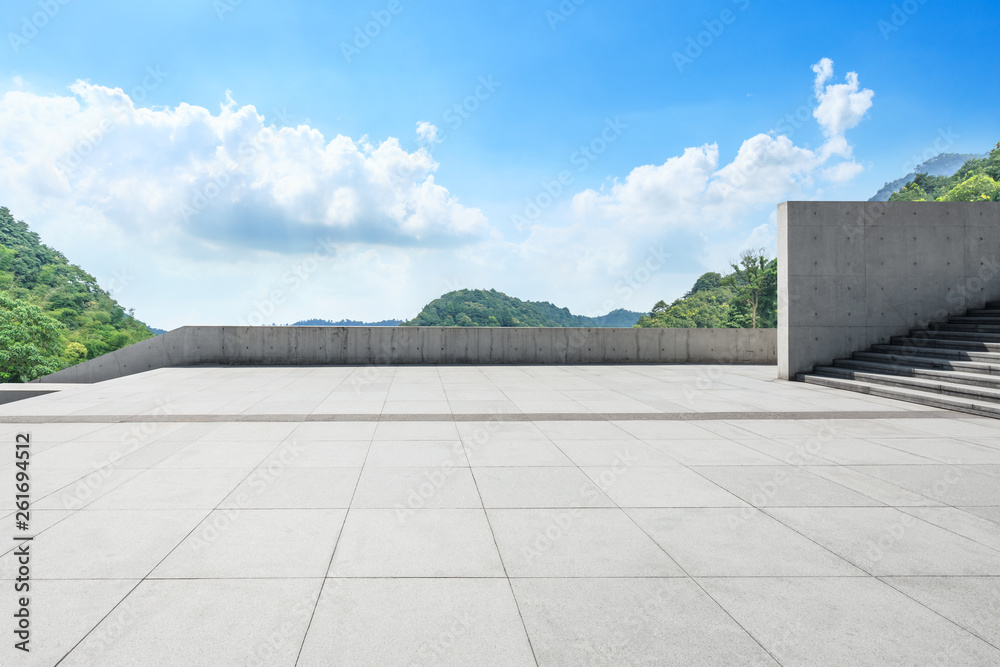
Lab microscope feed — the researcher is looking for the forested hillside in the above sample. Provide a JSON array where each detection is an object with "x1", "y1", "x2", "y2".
[
  {"x1": 0, "y1": 207, "x2": 154, "y2": 382},
  {"x1": 635, "y1": 250, "x2": 777, "y2": 329},
  {"x1": 889, "y1": 143, "x2": 1000, "y2": 202},
  {"x1": 402, "y1": 289, "x2": 643, "y2": 328}
]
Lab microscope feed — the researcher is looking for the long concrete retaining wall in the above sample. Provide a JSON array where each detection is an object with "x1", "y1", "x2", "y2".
[
  {"x1": 38, "y1": 326, "x2": 778, "y2": 384},
  {"x1": 778, "y1": 201, "x2": 1000, "y2": 379}
]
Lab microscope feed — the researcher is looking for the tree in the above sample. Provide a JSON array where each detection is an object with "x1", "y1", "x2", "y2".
[
  {"x1": 937, "y1": 173, "x2": 1000, "y2": 202},
  {"x1": 685, "y1": 272, "x2": 723, "y2": 296},
  {"x1": 0, "y1": 292, "x2": 64, "y2": 382},
  {"x1": 889, "y1": 180, "x2": 930, "y2": 202},
  {"x1": 63, "y1": 341, "x2": 88, "y2": 363},
  {"x1": 722, "y1": 249, "x2": 777, "y2": 329}
]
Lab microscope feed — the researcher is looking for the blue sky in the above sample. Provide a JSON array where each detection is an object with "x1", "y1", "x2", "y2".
[{"x1": 1, "y1": 0, "x2": 998, "y2": 328}]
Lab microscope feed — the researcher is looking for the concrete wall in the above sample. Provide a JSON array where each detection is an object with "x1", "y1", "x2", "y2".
[
  {"x1": 778, "y1": 201, "x2": 1000, "y2": 379},
  {"x1": 38, "y1": 326, "x2": 778, "y2": 384}
]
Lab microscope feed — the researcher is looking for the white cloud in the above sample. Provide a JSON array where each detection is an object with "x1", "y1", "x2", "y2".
[
  {"x1": 0, "y1": 82, "x2": 489, "y2": 251},
  {"x1": 415, "y1": 121, "x2": 440, "y2": 144},
  {"x1": 0, "y1": 59, "x2": 875, "y2": 329},
  {"x1": 812, "y1": 57, "x2": 875, "y2": 138}
]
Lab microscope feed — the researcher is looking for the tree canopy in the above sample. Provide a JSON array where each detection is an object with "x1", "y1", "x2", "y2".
[
  {"x1": 635, "y1": 250, "x2": 778, "y2": 330},
  {"x1": 402, "y1": 289, "x2": 643, "y2": 328},
  {"x1": 889, "y1": 143, "x2": 1000, "y2": 202},
  {"x1": 0, "y1": 206, "x2": 155, "y2": 382}
]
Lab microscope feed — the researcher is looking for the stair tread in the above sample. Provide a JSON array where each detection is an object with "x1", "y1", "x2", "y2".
[
  {"x1": 833, "y1": 359, "x2": 1000, "y2": 383},
  {"x1": 854, "y1": 351, "x2": 1000, "y2": 373},
  {"x1": 814, "y1": 366, "x2": 1000, "y2": 400},
  {"x1": 798, "y1": 374, "x2": 1000, "y2": 418}
]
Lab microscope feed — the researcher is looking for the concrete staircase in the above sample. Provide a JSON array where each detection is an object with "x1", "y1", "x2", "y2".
[{"x1": 797, "y1": 302, "x2": 1000, "y2": 418}]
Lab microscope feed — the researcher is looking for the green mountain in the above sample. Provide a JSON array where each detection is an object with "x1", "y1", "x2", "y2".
[
  {"x1": 0, "y1": 206, "x2": 154, "y2": 382},
  {"x1": 635, "y1": 253, "x2": 778, "y2": 330},
  {"x1": 402, "y1": 289, "x2": 643, "y2": 328},
  {"x1": 870, "y1": 152, "x2": 987, "y2": 202},
  {"x1": 884, "y1": 144, "x2": 1000, "y2": 202}
]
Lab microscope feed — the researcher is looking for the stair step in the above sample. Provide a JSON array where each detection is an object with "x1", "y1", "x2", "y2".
[
  {"x1": 891, "y1": 336, "x2": 1000, "y2": 352},
  {"x1": 911, "y1": 328, "x2": 1000, "y2": 341},
  {"x1": 853, "y1": 351, "x2": 1000, "y2": 376},
  {"x1": 967, "y1": 309, "x2": 1000, "y2": 317},
  {"x1": 797, "y1": 373, "x2": 1000, "y2": 419},
  {"x1": 947, "y1": 317, "x2": 1000, "y2": 325},
  {"x1": 935, "y1": 324, "x2": 1000, "y2": 335},
  {"x1": 813, "y1": 366, "x2": 1000, "y2": 403},
  {"x1": 871, "y1": 344, "x2": 1000, "y2": 364},
  {"x1": 831, "y1": 359, "x2": 1000, "y2": 389}
]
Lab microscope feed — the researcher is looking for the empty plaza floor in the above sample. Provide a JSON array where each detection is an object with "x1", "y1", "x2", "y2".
[{"x1": 2, "y1": 364, "x2": 1000, "y2": 666}]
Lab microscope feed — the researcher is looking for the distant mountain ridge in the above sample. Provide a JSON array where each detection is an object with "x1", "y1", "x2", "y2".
[
  {"x1": 402, "y1": 289, "x2": 644, "y2": 328},
  {"x1": 870, "y1": 152, "x2": 987, "y2": 201},
  {"x1": 292, "y1": 318, "x2": 403, "y2": 327}
]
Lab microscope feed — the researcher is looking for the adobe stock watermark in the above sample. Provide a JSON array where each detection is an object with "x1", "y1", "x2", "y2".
[
  {"x1": 395, "y1": 413, "x2": 506, "y2": 524},
  {"x1": 55, "y1": 66, "x2": 169, "y2": 175},
  {"x1": 901, "y1": 127, "x2": 960, "y2": 175},
  {"x1": 61, "y1": 401, "x2": 174, "y2": 510},
  {"x1": 545, "y1": 0, "x2": 587, "y2": 31},
  {"x1": 878, "y1": 0, "x2": 930, "y2": 40},
  {"x1": 511, "y1": 116, "x2": 627, "y2": 231},
  {"x1": 104, "y1": 267, "x2": 135, "y2": 296},
  {"x1": 240, "y1": 236, "x2": 338, "y2": 326},
  {"x1": 178, "y1": 105, "x2": 294, "y2": 221},
  {"x1": 391, "y1": 75, "x2": 501, "y2": 187},
  {"x1": 340, "y1": 0, "x2": 406, "y2": 63},
  {"x1": 8, "y1": 0, "x2": 72, "y2": 53},
  {"x1": 673, "y1": 0, "x2": 751, "y2": 73},
  {"x1": 409, "y1": 612, "x2": 474, "y2": 666}
]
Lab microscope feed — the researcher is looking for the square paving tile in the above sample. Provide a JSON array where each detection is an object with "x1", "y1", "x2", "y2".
[
  {"x1": 550, "y1": 439, "x2": 680, "y2": 467},
  {"x1": 473, "y1": 467, "x2": 614, "y2": 508},
  {"x1": 257, "y1": 440, "x2": 370, "y2": 468},
  {"x1": 700, "y1": 576, "x2": 1000, "y2": 666},
  {"x1": 582, "y1": 466, "x2": 747, "y2": 507},
  {"x1": 365, "y1": 440, "x2": 467, "y2": 467},
  {"x1": 153, "y1": 441, "x2": 277, "y2": 469},
  {"x1": 87, "y1": 468, "x2": 250, "y2": 510},
  {"x1": 0, "y1": 509, "x2": 207, "y2": 579},
  {"x1": 0, "y1": 579, "x2": 137, "y2": 666},
  {"x1": 883, "y1": 576, "x2": 1000, "y2": 647},
  {"x1": 351, "y1": 466, "x2": 482, "y2": 509},
  {"x1": 767, "y1": 507, "x2": 1000, "y2": 575},
  {"x1": 646, "y1": 438, "x2": 782, "y2": 465},
  {"x1": 693, "y1": 466, "x2": 882, "y2": 507},
  {"x1": 219, "y1": 467, "x2": 360, "y2": 509},
  {"x1": 853, "y1": 465, "x2": 1000, "y2": 505},
  {"x1": 297, "y1": 578, "x2": 536, "y2": 666},
  {"x1": 60, "y1": 579, "x2": 322, "y2": 667},
  {"x1": 511, "y1": 577, "x2": 777, "y2": 666},
  {"x1": 152, "y1": 509, "x2": 345, "y2": 578},
  {"x1": 463, "y1": 439, "x2": 573, "y2": 466},
  {"x1": 626, "y1": 507, "x2": 862, "y2": 576},
  {"x1": 487, "y1": 508, "x2": 683, "y2": 577},
  {"x1": 329, "y1": 509, "x2": 504, "y2": 577}
]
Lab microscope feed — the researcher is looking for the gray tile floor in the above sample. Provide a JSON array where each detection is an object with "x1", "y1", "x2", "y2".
[{"x1": 1, "y1": 364, "x2": 999, "y2": 665}]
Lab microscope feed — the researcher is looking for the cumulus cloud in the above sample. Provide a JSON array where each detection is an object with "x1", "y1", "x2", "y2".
[
  {"x1": 415, "y1": 121, "x2": 441, "y2": 144},
  {"x1": 812, "y1": 57, "x2": 875, "y2": 138},
  {"x1": 0, "y1": 59, "x2": 875, "y2": 329},
  {"x1": 0, "y1": 82, "x2": 489, "y2": 251},
  {"x1": 565, "y1": 59, "x2": 872, "y2": 238},
  {"x1": 507, "y1": 58, "x2": 875, "y2": 308}
]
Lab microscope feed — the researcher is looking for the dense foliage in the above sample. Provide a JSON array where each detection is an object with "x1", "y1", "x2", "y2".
[
  {"x1": 635, "y1": 251, "x2": 778, "y2": 329},
  {"x1": 402, "y1": 289, "x2": 643, "y2": 328},
  {"x1": 0, "y1": 206, "x2": 154, "y2": 382},
  {"x1": 889, "y1": 143, "x2": 1000, "y2": 202}
]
